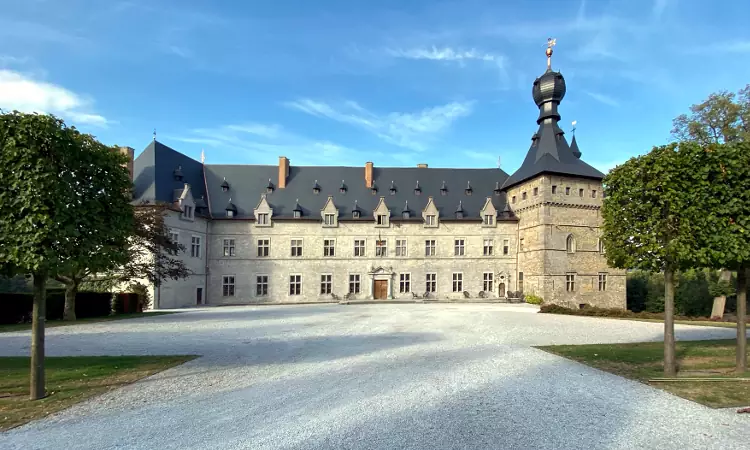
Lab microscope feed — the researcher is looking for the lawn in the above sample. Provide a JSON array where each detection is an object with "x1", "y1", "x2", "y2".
[
  {"x1": 538, "y1": 339, "x2": 749, "y2": 408},
  {"x1": 0, "y1": 311, "x2": 178, "y2": 333},
  {"x1": 621, "y1": 318, "x2": 739, "y2": 329},
  {"x1": 0, "y1": 355, "x2": 196, "y2": 431}
]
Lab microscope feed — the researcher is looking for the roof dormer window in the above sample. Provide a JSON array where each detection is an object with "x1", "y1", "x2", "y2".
[
  {"x1": 266, "y1": 178, "x2": 275, "y2": 193},
  {"x1": 353, "y1": 210, "x2": 361, "y2": 219},
  {"x1": 414, "y1": 181, "x2": 421, "y2": 196},
  {"x1": 371, "y1": 184, "x2": 378, "y2": 195},
  {"x1": 464, "y1": 181, "x2": 472, "y2": 196},
  {"x1": 313, "y1": 180, "x2": 320, "y2": 195},
  {"x1": 402, "y1": 201, "x2": 410, "y2": 219},
  {"x1": 440, "y1": 181, "x2": 447, "y2": 196},
  {"x1": 339, "y1": 180, "x2": 347, "y2": 194},
  {"x1": 455, "y1": 201, "x2": 464, "y2": 219},
  {"x1": 493, "y1": 182, "x2": 502, "y2": 196},
  {"x1": 221, "y1": 177, "x2": 230, "y2": 192},
  {"x1": 389, "y1": 181, "x2": 397, "y2": 195},
  {"x1": 225, "y1": 198, "x2": 237, "y2": 218},
  {"x1": 293, "y1": 199, "x2": 303, "y2": 218},
  {"x1": 173, "y1": 165, "x2": 184, "y2": 181}
]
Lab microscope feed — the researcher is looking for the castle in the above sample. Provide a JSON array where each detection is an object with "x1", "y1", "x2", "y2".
[{"x1": 125, "y1": 44, "x2": 626, "y2": 309}]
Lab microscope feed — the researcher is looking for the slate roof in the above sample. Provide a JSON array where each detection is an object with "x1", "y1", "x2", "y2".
[{"x1": 133, "y1": 140, "x2": 206, "y2": 205}]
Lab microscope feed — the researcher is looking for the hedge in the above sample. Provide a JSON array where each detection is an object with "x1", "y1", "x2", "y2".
[
  {"x1": 0, "y1": 291, "x2": 141, "y2": 325},
  {"x1": 538, "y1": 304, "x2": 725, "y2": 322}
]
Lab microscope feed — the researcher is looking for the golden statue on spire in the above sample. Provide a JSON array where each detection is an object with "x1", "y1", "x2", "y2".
[{"x1": 546, "y1": 37, "x2": 556, "y2": 70}]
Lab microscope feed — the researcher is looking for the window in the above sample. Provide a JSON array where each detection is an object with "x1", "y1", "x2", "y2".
[
  {"x1": 226, "y1": 209, "x2": 234, "y2": 218},
  {"x1": 426, "y1": 273, "x2": 436, "y2": 293},
  {"x1": 353, "y1": 210, "x2": 361, "y2": 219},
  {"x1": 257, "y1": 213, "x2": 269, "y2": 225},
  {"x1": 191, "y1": 236, "x2": 201, "y2": 258},
  {"x1": 324, "y1": 213, "x2": 336, "y2": 226},
  {"x1": 566, "y1": 235, "x2": 576, "y2": 253},
  {"x1": 396, "y1": 239, "x2": 407, "y2": 257},
  {"x1": 552, "y1": 185, "x2": 557, "y2": 194},
  {"x1": 452, "y1": 273, "x2": 463, "y2": 292},
  {"x1": 289, "y1": 275, "x2": 301, "y2": 295},
  {"x1": 425, "y1": 239, "x2": 436, "y2": 256},
  {"x1": 519, "y1": 238, "x2": 525, "y2": 252},
  {"x1": 598, "y1": 239, "x2": 605, "y2": 254},
  {"x1": 222, "y1": 275, "x2": 235, "y2": 297},
  {"x1": 375, "y1": 239, "x2": 387, "y2": 257},
  {"x1": 483, "y1": 214, "x2": 495, "y2": 226},
  {"x1": 598, "y1": 273, "x2": 607, "y2": 291},
  {"x1": 592, "y1": 190, "x2": 597, "y2": 198},
  {"x1": 320, "y1": 274, "x2": 332, "y2": 295},
  {"x1": 518, "y1": 272, "x2": 524, "y2": 292},
  {"x1": 425, "y1": 214, "x2": 436, "y2": 226},
  {"x1": 503, "y1": 239, "x2": 509, "y2": 255},
  {"x1": 522, "y1": 192, "x2": 527, "y2": 200},
  {"x1": 533, "y1": 187, "x2": 538, "y2": 196},
  {"x1": 257, "y1": 239, "x2": 270, "y2": 257},
  {"x1": 293, "y1": 210, "x2": 302, "y2": 219},
  {"x1": 169, "y1": 231, "x2": 179, "y2": 244},
  {"x1": 566, "y1": 273, "x2": 576, "y2": 292},
  {"x1": 349, "y1": 274, "x2": 361, "y2": 294},
  {"x1": 454, "y1": 239, "x2": 465, "y2": 256},
  {"x1": 256, "y1": 275, "x2": 268, "y2": 296},
  {"x1": 483, "y1": 272, "x2": 494, "y2": 292},
  {"x1": 291, "y1": 239, "x2": 303, "y2": 257},
  {"x1": 323, "y1": 239, "x2": 335, "y2": 257},
  {"x1": 399, "y1": 273, "x2": 411, "y2": 293},
  {"x1": 483, "y1": 239, "x2": 494, "y2": 256},
  {"x1": 354, "y1": 239, "x2": 366, "y2": 257},
  {"x1": 377, "y1": 214, "x2": 388, "y2": 226},
  {"x1": 223, "y1": 239, "x2": 235, "y2": 257},
  {"x1": 512, "y1": 196, "x2": 516, "y2": 204},
  {"x1": 182, "y1": 205, "x2": 193, "y2": 219},
  {"x1": 565, "y1": 187, "x2": 571, "y2": 195},
  {"x1": 579, "y1": 188, "x2": 584, "y2": 197}
]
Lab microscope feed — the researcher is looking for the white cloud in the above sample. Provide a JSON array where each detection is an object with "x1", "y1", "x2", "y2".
[
  {"x1": 284, "y1": 99, "x2": 474, "y2": 150},
  {"x1": 0, "y1": 70, "x2": 108, "y2": 127},
  {"x1": 652, "y1": 0, "x2": 670, "y2": 20},
  {"x1": 687, "y1": 40, "x2": 750, "y2": 55},
  {"x1": 583, "y1": 90, "x2": 620, "y2": 107},
  {"x1": 385, "y1": 46, "x2": 502, "y2": 65}
]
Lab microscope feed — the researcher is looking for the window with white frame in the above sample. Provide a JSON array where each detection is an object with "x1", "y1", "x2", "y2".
[
  {"x1": 256, "y1": 275, "x2": 268, "y2": 296},
  {"x1": 483, "y1": 214, "x2": 495, "y2": 226},
  {"x1": 425, "y1": 214, "x2": 436, "y2": 226},
  {"x1": 425, "y1": 239, "x2": 436, "y2": 256},
  {"x1": 320, "y1": 274, "x2": 332, "y2": 295},
  {"x1": 454, "y1": 239, "x2": 465, "y2": 256},
  {"x1": 598, "y1": 273, "x2": 607, "y2": 291},
  {"x1": 169, "y1": 231, "x2": 179, "y2": 244},
  {"x1": 323, "y1": 239, "x2": 335, "y2": 257},
  {"x1": 324, "y1": 213, "x2": 336, "y2": 226},
  {"x1": 223, "y1": 239, "x2": 235, "y2": 257},
  {"x1": 452, "y1": 273, "x2": 463, "y2": 292},
  {"x1": 566, "y1": 273, "x2": 576, "y2": 292},
  {"x1": 425, "y1": 273, "x2": 436, "y2": 293},
  {"x1": 376, "y1": 214, "x2": 388, "y2": 226},
  {"x1": 354, "y1": 239, "x2": 365, "y2": 257},
  {"x1": 483, "y1": 272, "x2": 494, "y2": 292},
  {"x1": 191, "y1": 236, "x2": 201, "y2": 258},
  {"x1": 399, "y1": 273, "x2": 410, "y2": 293},
  {"x1": 289, "y1": 275, "x2": 301, "y2": 295},
  {"x1": 598, "y1": 239, "x2": 605, "y2": 254},
  {"x1": 257, "y1": 239, "x2": 270, "y2": 257},
  {"x1": 375, "y1": 239, "x2": 387, "y2": 257},
  {"x1": 483, "y1": 239, "x2": 494, "y2": 256},
  {"x1": 222, "y1": 275, "x2": 235, "y2": 297},
  {"x1": 503, "y1": 239, "x2": 509, "y2": 255},
  {"x1": 257, "y1": 213, "x2": 269, "y2": 225},
  {"x1": 349, "y1": 274, "x2": 361, "y2": 294},
  {"x1": 395, "y1": 239, "x2": 407, "y2": 257},
  {"x1": 182, "y1": 205, "x2": 193, "y2": 220},
  {"x1": 291, "y1": 239, "x2": 303, "y2": 257}
]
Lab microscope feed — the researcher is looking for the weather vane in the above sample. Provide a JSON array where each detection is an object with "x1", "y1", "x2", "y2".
[
  {"x1": 571, "y1": 120, "x2": 577, "y2": 135},
  {"x1": 546, "y1": 37, "x2": 556, "y2": 70},
  {"x1": 153, "y1": 128, "x2": 157, "y2": 141}
]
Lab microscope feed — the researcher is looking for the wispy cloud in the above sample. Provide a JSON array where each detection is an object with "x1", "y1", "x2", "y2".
[
  {"x1": 0, "y1": 70, "x2": 108, "y2": 127},
  {"x1": 0, "y1": 55, "x2": 30, "y2": 67},
  {"x1": 165, "y1": 45, "x2": 193, "y2": 59},
  {"x1": 652, "y1": 0, "x2": 671, "y2": 20},
  {"x1": 463, "y1": 150, "x2": 499, "y2": 164},
  {"x1": 385, "y1": 46, "x2": 502, "y2": 65},
  {"x1": 583, "y1": 90, "x2": 620, "y2": 107},
  {"x1": 284, "y1": 99, "x2": 474, "y2": 150},
  {"x1": 687, "y1": 40, "x2": 750, "y2": 55}
]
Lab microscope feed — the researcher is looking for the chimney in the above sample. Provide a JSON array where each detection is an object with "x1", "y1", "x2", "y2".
[
  {"x1": 278, "y1": 156, "x2": 289, "y2": 189},
  {"x1": 365, "y1": 161, "x2": 374, "y2": 188},
  {"x1": 118, "y1": 146, "x2": 134, "y2": 181},
  {"x1": 417, "y1": 163, "x2": 428, "y2": 168}
]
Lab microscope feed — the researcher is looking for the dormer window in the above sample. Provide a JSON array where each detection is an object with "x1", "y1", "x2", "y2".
[
  {"x1": 440, "y1": 181, "x2": 447, "y2": 196},
  {"x1": 353, "y1": 210, "x2": 361, "y2": 219},
  {"x1": 455, "y1": 201, "x2": 464, "y2": 219},
  {"x1": 414, "y1": 181, "x2": 421, "y2": 196},
  {"x1": 313, "y1": 180, "x2": 320, "y2": 195},
  {"x1": 225, "y1": 198, "x2": 237, "y2": 218},
  {"x1": 293, "y1": 211, "x2": 301, "y2": 218},
  {"x1": 339, "y1": 180, "x2": 347, "y2": 194},
  {"x1": 403, "y1": 211, "x2": 410, "y2": 219},
  {"x1": 371, "y1": 184, "x2": 378, "y2": 195},
  {"x1": 293, "y1": 199, "x2": 303, "y2": 219},
  {"x1": 266, "y1": 178, "x2": 275, "y2": 193},
  {"x1": 464, "y1": 181, "x2": 472, "y2": 196},
  {"x1": 221, "y1": 177, "x2": 230, "y2": 192},
  {"x1": 425, "y1": 215, "x2": 436, "y2": 226},
  {"x1": 531, "y1": 133, "x2": 539, "y2": 147},
  {"x1": 173, "y1": 165, "x2": 184, "y2": 181},
  {"x1": 324, "y1": 213, "x2": 335, "y2": 225},
  {"x1": 182, "y1": 205, "x2": 193, "y2": 219},
  {"x1": 376, "y1": 214, "x2": 388, "y2": 225},
  {"x1": 389, "y1": 181, "x2": 397, "y2": 195},
  {"x1": 493, "y1": 182, "x2": 501, "y2": 196},
  {"x1": 402, "y1": 201, "x2": 410, "y2": 219},
  {"x1": 484, "y1": 214, "x2": 495, "y2": 226},
  {"x1": 227, "y1": 210, "x2": 234, "y2": 218}
]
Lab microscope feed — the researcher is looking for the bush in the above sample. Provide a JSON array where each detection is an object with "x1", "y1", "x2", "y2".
[
  {"x1": 538, "y1": 304, "x2": 720, "y2": 322},
  {"x1": 525, "y1": 294, "x2": 543, "y2": 305},
  {"x1": 0, "y1": 291, "x2": 112, "y2": 324}
]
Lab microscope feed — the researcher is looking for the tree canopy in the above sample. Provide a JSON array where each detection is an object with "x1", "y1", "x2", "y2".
[{"x1": 671, "y1": 84, "x2": 749, "y2": 145}]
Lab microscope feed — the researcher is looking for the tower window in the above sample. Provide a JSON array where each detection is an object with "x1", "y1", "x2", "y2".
[
  {"x1": 533, "y1": 187, "x2": 538, "y2": 196},
  {"x1": 566, "y1": 235, "x2": 576, "y2": 253},
  {"x1": 592, "y1": 190, "x2": 597, "y2": 198},
  {"x1": 552, "y1": 185, "x2": 557, "y2": 194},
  {"x1": 579, "y1": 188, "x2": 584, "y2": 197},
  {"x1": 565, "y1": 187, "x2": 570, "y2": 195}
]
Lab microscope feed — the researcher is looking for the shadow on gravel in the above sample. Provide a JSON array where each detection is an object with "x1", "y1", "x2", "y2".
[{"x1": 142, "y1": 305, "x2": 340, "y2": 324}]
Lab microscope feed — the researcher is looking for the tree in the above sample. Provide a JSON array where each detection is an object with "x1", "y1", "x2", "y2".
[
  {"x1": 0, "y1": 111, "x2": 133, "y2": 399},
  {"x1": 602, "y1": 144, "x2": 701, "y2": 376}
]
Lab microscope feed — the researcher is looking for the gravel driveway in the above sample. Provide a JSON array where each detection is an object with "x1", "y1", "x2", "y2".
[{"x1": 1, "y1": 304, "x2": 747, "y2": 450}]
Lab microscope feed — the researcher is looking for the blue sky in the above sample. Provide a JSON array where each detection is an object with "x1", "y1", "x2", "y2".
[{"x1": 1, "y1": 0, "x2": 748, "y2": 173}]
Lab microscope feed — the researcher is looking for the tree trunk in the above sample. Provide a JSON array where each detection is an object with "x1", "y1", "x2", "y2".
[
  {"x1": 63, "y1": 283, "x2": 77, "y2": 321},
  {"x1": 737, "y1": 266, "x2": 747, "y2": 373},
  {"x1": 664, "y1": 268, "x2": 677, "y2": 376},
  {"x1": 30, "y1": 271, "x2": 46, "y2": 400},
  {"x1": 710, "y1": 269, "x2": 732, "y2": 319}
]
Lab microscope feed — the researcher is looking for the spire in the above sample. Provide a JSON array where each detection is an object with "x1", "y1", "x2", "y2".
[{"x1": 570, "y1": 121, "x2": 581, "y2": 159}]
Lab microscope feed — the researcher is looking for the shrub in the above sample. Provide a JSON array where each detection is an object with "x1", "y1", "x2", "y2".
[
  {"x1": 127, "y1": 282, "x2": 152, "y2": 311},
  {"x1": 525, "y1": 294, "x2": 543, "y2": 305},
  {"x1": 0, "y1": 291, "x2": 111, "y2": 324},
  {"x1": 538, "y1": 304, "x2": 720, "y2": 322}
]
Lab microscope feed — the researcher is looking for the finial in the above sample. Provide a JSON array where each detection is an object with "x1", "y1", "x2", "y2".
[
  {"x1": 571, "y1": 120, "x2": 577, "y2": 135},
  {"x1": 200, "y1": 149, "x2": 206, "y2": 163},
  {"x1": 497, "y1": 156, "x2": 501, "y2": 169},
  {"x1": 153, "y1": 128, "x2": 157, "y2": 141},
  {"x1": 546, "y1": 37, "x2": 556, "y2": 70}
]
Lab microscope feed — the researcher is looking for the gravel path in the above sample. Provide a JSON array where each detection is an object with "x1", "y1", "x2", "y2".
[{"x1": 1, "y1": 304, "x2": 747, "y2": 450}]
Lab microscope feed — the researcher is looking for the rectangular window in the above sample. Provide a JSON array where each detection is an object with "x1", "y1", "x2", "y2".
[
  {"x1": 519, "y1": 238, "x2": 524, "y2": 252},
  {"x1": 565, "y1": 187, "x2": 571, "y2": 195},
  {"x1": 395, "y1": 239, "x2": 407, "y2": 257},
  {"x1": 512, "y1": 195, "x2": 517, "y2": 204},
  {"x1": 483, "y1": 239, "x2": 494, "y2": 256},
  {"x1": 552, "y1": 185, "x2": 557, "y2": 194},
  {"x1": 425, "y1": 215, "x2": 436, "y2": 226},
  {"x1": 256, "y1": 275, "x2": 268, "y2": 297},
  {"x1": 399, "y1": 273, "x2": 411, "y2": 293},
  {"x1": 257, "y1": 239, "x2": 270, "y2": 257},
  {"x1": 452, "y1": 273, "x2": 463, "y2": 292},
  {"x1": 354, "y1": 239, "x2": 366, "y2": 257},
  {"x1": 425, "y1": 239, "x2": 436, "y2": 256},
  {"x1": 169, "y1": 231, "x2": 179, "y2": 244},
  {"x1": 191, "y1": 236, "x2": 201, "y2": 258},
  {"x1": 223, "y1": 238, "x2": 235, "y2": 257},
  {"x1": 454, "y1": 239, "x2": 465, "y2": 256},
  {"x1": 483, "y1": 214, "x2": 494, "y2": 225},
  {"x1": 222, "y1": 275, "x2": 235, "y2": 297},
  {"x1": 503, "y1": 239, "x2": 509, "y2": 255},
  {"x1": 349, "y1": 274, "x2": 361, "y2": 294},
  {"x1": 566, "y1": 273, "x2": 576, "y2": 292},
  {"x1": 289, "y1": 275, "x2": 301, "y2": 295},
  {"x1": 375, "y1": 239, "x2": 387, "y2": 257},
  {"x1": 598, "y1": 273, "x2": 607, "y2": 291},
  {"x1": 592, "y1": 190, "x2": 597, "y2": 198},
  {"x1": 377, "y1": 214, "x2": 388, "y2": 225},
  {"x1": 425, "y1": 273, "x2": 436, "y2": 293},
  {"x1": 533, "y1": 187, "x2": 538, "y2": 196},
  {"x1": 483, "y1": 272, "x2": 494, "y2": 292},
  {"x1": 324, "y1": 213, "x2": 336, "y2": 226},
  {"x1": 522, "y1": 192, "x2": 527, "y2": 200},
  {"x1": 579, "y1": 188, "x2": 584, "y2": 197},
  {"x1": 291, "y1": 239, "x2": 303, "y2": 257},
  {"x1": 257, "y1": 213, "x2": 269, "y2": 225},
  {"x1": 320, "y1": 274, "x2": 332, "y2": 295},
  {"x1": 323, "y1": 239, "x2": 335, "y2": 257},
  {"x1": 518, "y1": 272, "x2": 524, "y2": 293}
]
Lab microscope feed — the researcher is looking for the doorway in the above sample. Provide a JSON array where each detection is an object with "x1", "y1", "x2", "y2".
[
  {"x1": 374, "y1": 280, "x2": 388, "y2": 299},
  {"x1": 196, "y1": 287, "x2": 203, "y2": 305},
  {"x1": 499, "y1": 283, "x2": 506, "y2": 297}
]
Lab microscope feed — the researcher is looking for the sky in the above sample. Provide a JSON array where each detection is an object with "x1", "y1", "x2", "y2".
[{"x1": 1, "y1": 0, "x2": 748, "y2": 173}]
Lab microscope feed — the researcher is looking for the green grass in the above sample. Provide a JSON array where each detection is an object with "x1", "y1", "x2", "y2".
[
  {"x1": 620, "y1": 318, "x2": 739, "y2": 328},
  {"x1": 0, "y1": 355, "x2": 196, "y2": 431},
  {"x1": 0, "y1": 312, "x2": 178, "y2": 333},
  {"x1": 538, "y1": 339, "x2": 749, "y2": 408}
]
